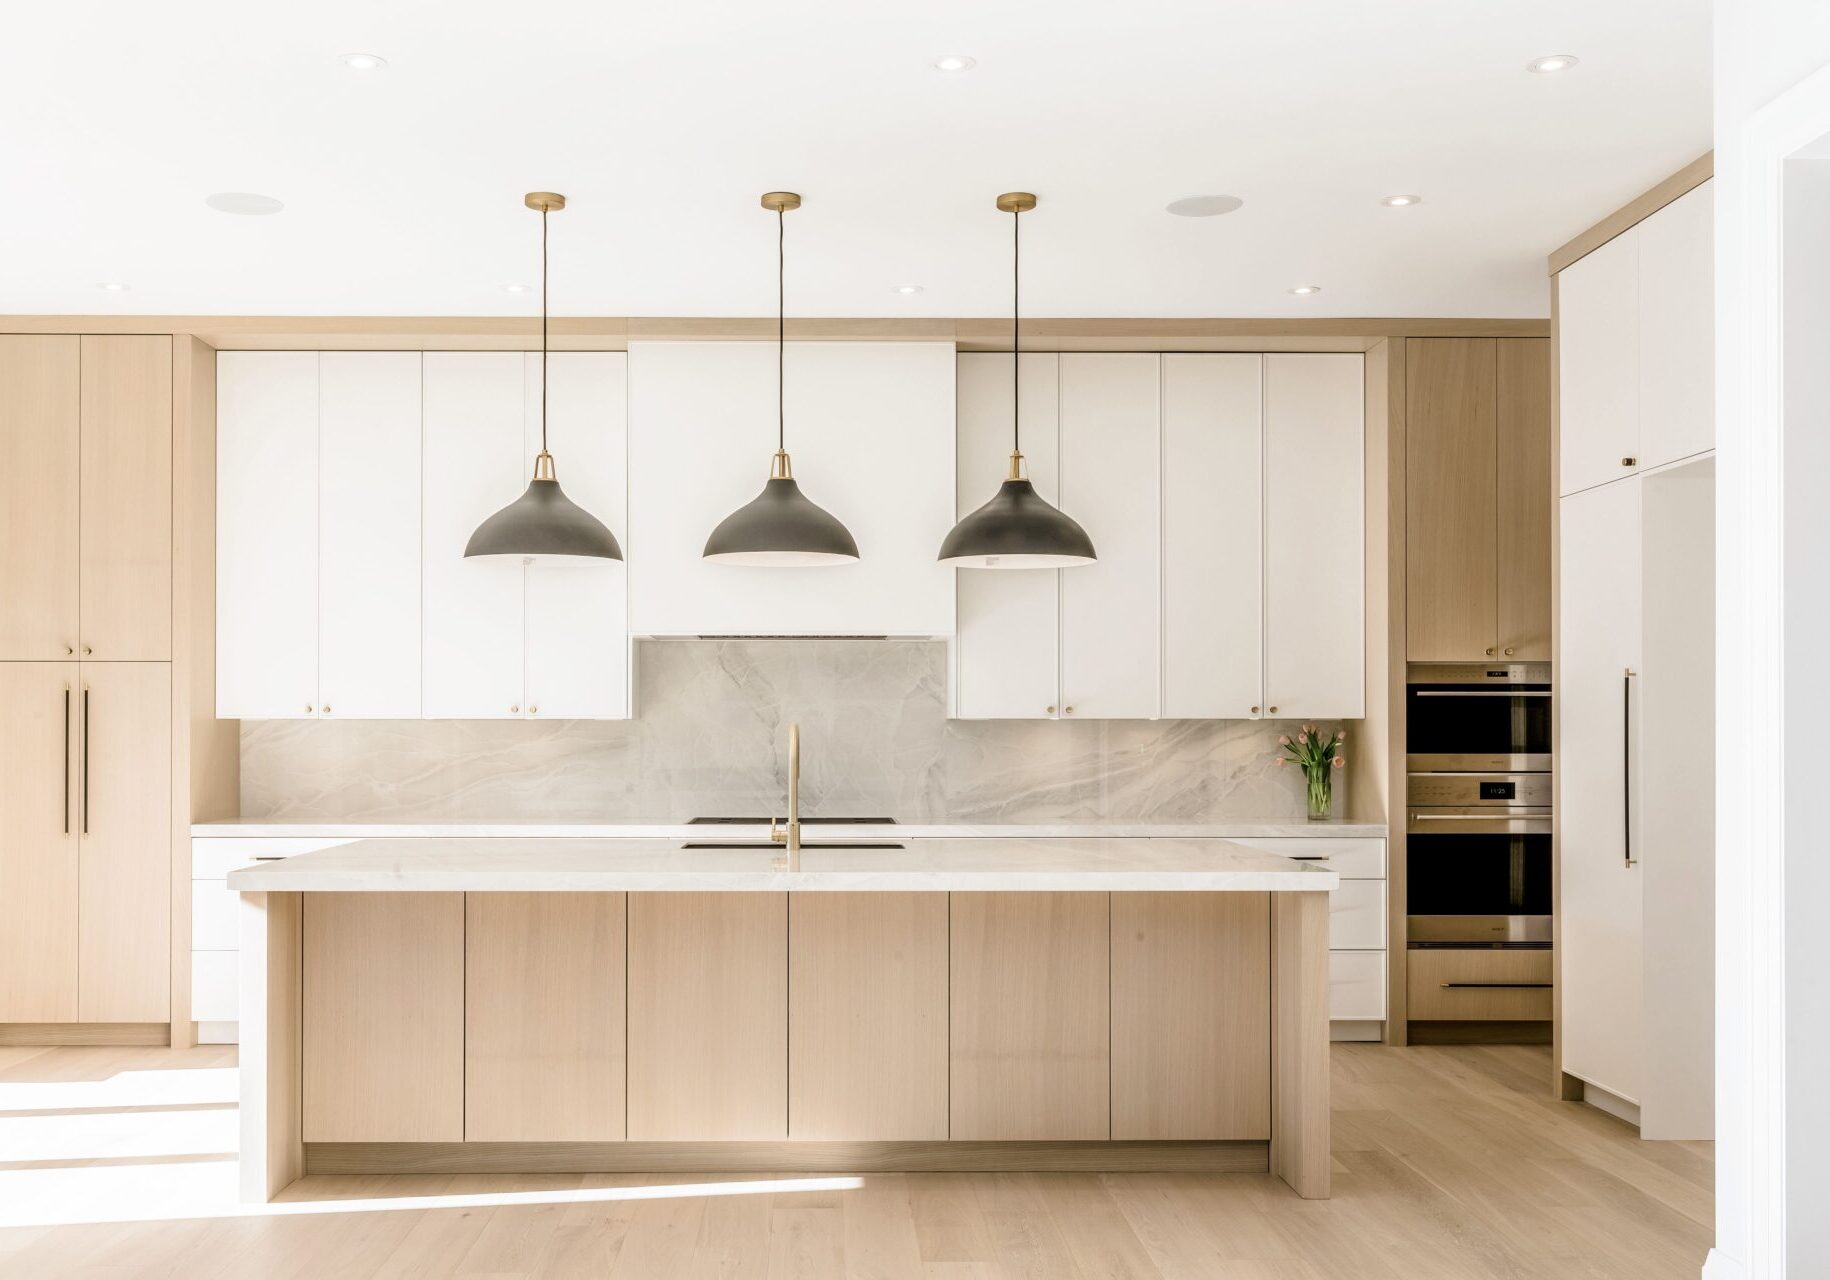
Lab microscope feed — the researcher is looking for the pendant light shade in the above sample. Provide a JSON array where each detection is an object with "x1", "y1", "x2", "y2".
[
  {"x1": 938, "y1": 192, "x2": 1096, "y2": 569},
  {"x1": 466, "y1": 192, "x2": 623, "y2": 565},
  {"x1": 702, "y1": 192, "x2": 860, "y2": 567}
]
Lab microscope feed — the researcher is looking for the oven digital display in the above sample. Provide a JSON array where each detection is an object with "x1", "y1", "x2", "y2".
[{"x1": 1479, "y1": 781, "x2": 1517, "y2": 800}]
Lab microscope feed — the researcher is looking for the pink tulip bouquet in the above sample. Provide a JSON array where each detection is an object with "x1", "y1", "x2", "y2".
[{"x1": 1275, "y1": 724, "x2": 1345, "y2": 820}]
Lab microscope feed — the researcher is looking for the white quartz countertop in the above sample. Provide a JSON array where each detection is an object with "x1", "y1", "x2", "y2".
[
  {"x1": 195, "y1": 819, "x2": 1387, "y2": 840},
  {"x1": 224, "y1": 836, "x2": 1340, "y2": 893}
]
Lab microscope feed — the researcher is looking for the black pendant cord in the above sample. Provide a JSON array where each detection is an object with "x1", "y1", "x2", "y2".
[
  {"x1": 1011, "y1": 207, "x2": 1020, "y2": 456},
  {"x1": 540, "y1": 205, "x2": 550, "y2": 457},
  {"x1": 778, "y1": 207, "x2": 786, "y2": 454}
]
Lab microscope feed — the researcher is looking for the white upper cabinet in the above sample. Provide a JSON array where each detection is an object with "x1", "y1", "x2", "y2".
[
  {"x1": 1637, "y1": 181, "x2": 1714, "y2": 471},
  {"x1": 1262, "y1": 354, "x2": 1365, "y2": 720},
  {"x1": 523, "y1": 354, "x2": 630, "y2": 720},
  {"x1": 422, "y1": 353, "x2": 527, "y2": 719},
  {"x1": 626, "y1": 341, "x2": 956, "y2": 637},
  {"x1": 1059, "y1": 354, "x2": 1161, "y2": 720},
  {"x1": 1161, "y1": 355, "x2": 1263, "y2": 719},
  {"x1": 318, "y1": 353, "x2": 422, "y2": 719},
  {"x1": 217, "y1": 352, "x2": 319, "y2": 719},
  {"x1": 953, "y1": 354, "x2": 1062, "y2": 720},
  {"x1": 1558, "y1": 227, "x2": 1640, "y2": 496}
]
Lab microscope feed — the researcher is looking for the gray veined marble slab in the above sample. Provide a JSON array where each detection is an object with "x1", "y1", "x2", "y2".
[
  {"x1": 224, "y1": 836, "x2": 1341, "y2": 893},
  {"x1": 194, "y1": 819, "x2": 1387, "y2": 839}
]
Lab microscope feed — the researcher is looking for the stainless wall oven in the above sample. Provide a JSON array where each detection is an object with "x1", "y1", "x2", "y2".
[{"x1": 1406, "y1": 663, "x2": 1552, "y2": 948}]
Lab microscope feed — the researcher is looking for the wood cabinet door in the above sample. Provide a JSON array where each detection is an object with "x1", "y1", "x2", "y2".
[
  {"x1": 1263, "y1": 354, "x2": 1364, "y2": 718},
  {"x1": 77, "y1": 662, "x2": 170, "y2": 1021},
  {"x1": 1557, "y1": 477, "x2": 1644, "y2": 1101},
  {"x1": 216, "y1": 352, "x2": 319, "y2": 718},
  {"x1": 1059, "y1": 354, "x2": 1160, "y2": 719},
  {"x1": 1111, "y1": 892, "x2": 1270, "y2": 1139},
  {"x1": 79, "y1": 336, "x2": 171, "y2": 660},
  {"x1": 1161, "y1": 355, "x2": 1263, "y2": 719},
  {"x1": 1496, "y1": 339, "x2": 1553, "y2": 660},
  {"x1": 0, "y1": 663, "x2": 80, "y2": 1020},
  {"x1": 0, "y1": 337, "x2": 79, "y2": 661},
  {"x1": 789, "y1": 893, "x2": 948, "y2": 1140},
  {"x1": 1637, "y1": 182, "x2": 1714, "y2": 470},
  {"x1": 422, "y1": 353, "x2": 526, "y2": 719},
  {"x1": 953, "y1": 353, "x2": 1063, "y2": 719},
  {"x1": 950, "y1": 892, "x2": 1110, "y2": 1140},
  {"x1": 1406, "y1": 339, "x2": 1499, "y2": 662},
  {"x1": 627, "y1": 892, "x2": 788, "y2": 1140},
  {"x1": 466, "y1": 893, "x2": 626, "y2": 1141},
  {"x1": 318, "y1": 353, "x2": 422, "y2": 719},
  {"x1": 303, "y1": 892, "x2": 465, "y2": 1141},
  {"x1": 1557, "y1": 229, "x2": 1640, "y2": 495},
  {"x1": 522, "y1": 353, "x2": 630, "y2": 720}
]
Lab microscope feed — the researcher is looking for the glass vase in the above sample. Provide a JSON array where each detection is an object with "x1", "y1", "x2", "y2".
[{"x1": 1305, "y1": 768, "x2": 1333, "y2": 821}]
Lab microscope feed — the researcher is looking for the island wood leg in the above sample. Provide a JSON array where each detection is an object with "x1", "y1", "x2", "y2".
[
  {"x1": 1270, "y1": 890, "x2": 1331, "y2": 1198},
  {"x1": 239, "y1": 890, "x2": 303, "y2": 1202}
]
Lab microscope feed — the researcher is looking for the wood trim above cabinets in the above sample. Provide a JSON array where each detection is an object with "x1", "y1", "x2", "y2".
[{"x1": 1547, "y1": 152, "x2": 1713, "y2": 276}]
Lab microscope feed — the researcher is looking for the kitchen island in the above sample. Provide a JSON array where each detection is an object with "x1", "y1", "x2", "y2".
[{"x1": 230, "y1": 837, "x2": 1336, "y2": 1202}]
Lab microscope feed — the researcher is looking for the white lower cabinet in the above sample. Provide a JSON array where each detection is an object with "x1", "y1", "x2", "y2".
[{"x1": 1327, "y1": 951, "x2": 1387, "y2": 1021}]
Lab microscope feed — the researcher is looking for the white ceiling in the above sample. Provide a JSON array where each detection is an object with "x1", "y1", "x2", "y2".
[{"x1": 1, "y1": 0, "x2": 1710, "y2": 319}]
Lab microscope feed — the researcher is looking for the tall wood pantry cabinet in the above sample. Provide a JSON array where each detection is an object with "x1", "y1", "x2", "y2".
[{"x1": 0, "y1": 334, "x2": 174, "y2": 1024}]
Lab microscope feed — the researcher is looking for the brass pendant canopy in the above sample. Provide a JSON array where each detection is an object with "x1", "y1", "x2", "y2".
[
  {"x1": 938, "y1": 192, "x2": 1096, "y2": 569},
  {"x1": 466, "y1": 191, "x2": 623, "y2": 564},
  {"x1": 703, "y1": 192, "x2": 860, "y2": 567}
]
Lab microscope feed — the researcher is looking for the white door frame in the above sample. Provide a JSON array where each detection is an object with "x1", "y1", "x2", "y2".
[{"x1": 1711, "y1": 55, "x2": 1830, "y2": 1280}]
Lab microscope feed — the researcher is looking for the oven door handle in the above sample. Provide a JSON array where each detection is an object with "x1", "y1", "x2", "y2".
[{"x1": 1411, "y1": 690, "x2": 1552, "y2": 698}]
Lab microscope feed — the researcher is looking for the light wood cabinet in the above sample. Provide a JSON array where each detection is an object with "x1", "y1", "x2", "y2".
[
  {"x1": 949, "y1": 892, "x2": 1110, "y2": 1140},
  {"x1": 626, "y1": 892, "x2": 788, "y2": 1141},
  {"x1": 1406, "y1": 338, "x2": 1550, "y2": 662},
  {"x1": 1111, "y1": 892, "x2": 1270, "y2": 1139},
  {"x1": 465, "y1": 893, "x2": 626, "y2": 1141},
  {"x1": 303, "y1": 893, "x2": 464, "y2": 1142},
  {"x1": 788, "y1": 893, "x2": 948, "y2": 1140},
  {"x1": 1405, "y1": 948, "x2": 1552, "y2": 1021},
  {"x1": 79, "y1": 337, "x2": 172, "y2": 660},
  {"x1": 0, "y1": 663, "x2": 80, "y2": 1021},
  {"x1": 0, "y1": 338, "x2": 80, "y2": 661}
]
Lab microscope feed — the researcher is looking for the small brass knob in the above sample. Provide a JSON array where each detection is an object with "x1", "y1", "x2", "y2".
[
  {"x1": 528, "y1": 705, "x2": 538, "y2": 716},
  {"x1": 321, "y1": 705, "x2": 330, "y2": 715},
  {"x1": 1504, "y1": 647, "x2": 1516, "y2": 656},
  {"x1": 1485, "y1": 647, "x2": 1496, "y2": 656},
  {"x1": 1250, "y1": 705, "x2": 1260, "y2": 715},
  {"x1": 1622, "y1": 456, "x2": 1637, "y2": 467},
  {"x1": 304, "y1": 705, "x2": 314, "y2": 714},
  {"x1": 63, "y1": 645, "x2": 74, "y2": 655},
  {"x1": 510, "y1": 705, "x2": 519, "y2": 714},
  {"x1": 81, "y1": 646, "x2": 91, "y2": 656},
  {"x1": 1268, "y1": 705, "x2": 1279, "y2": 715},
  {"x1": 1046, "y1": 705, "x2": 1056, "y2": 715}
]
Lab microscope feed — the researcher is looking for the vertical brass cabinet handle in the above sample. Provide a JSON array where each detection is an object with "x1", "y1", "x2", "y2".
[
  {"x1": 81, "y1": 687, "x2": 90, "y2": 837},
  {"x1": 63, "y1": 687, "x2": 71, "y2": 836}
]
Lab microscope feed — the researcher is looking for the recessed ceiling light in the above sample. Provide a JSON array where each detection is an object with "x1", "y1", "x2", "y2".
[
  {"x1": 503, "y1": 283, "x2": 531, "y2": 294},
  {"x1": 1166, "y1": 194, "x2": 1245, "y2": 218},
  {"x1": 931, "y1": 54, "x2": 976, "y2": 73},
  {"x1": 205, "y1": 192, "x2": 285, "y2": 216},
  {"x1": 1380, "y1": 194, "x2": 1423, "y2": 208},
  {"x1": 1526, "y1": 54, "x2": 1579, "y2": 74},
  {"x1": 341, "y1": 52, "x2": 388, "y2": 71},
  {"x1": 1289, "y1": 284, "x2": 1322, "y2": 296},
  {"x1": 895, "y1": 284, "x2": 923, "y2": 295},
  {"x1": 96, "y1": 282, "x2": 129, "y2": 292}
]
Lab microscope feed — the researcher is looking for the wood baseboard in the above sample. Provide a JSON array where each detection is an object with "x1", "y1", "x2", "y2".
[
  {"x1": 0, "y1": 1023, "x2": 173, "y2": 1047},
  {"x1": 1407, "y1": 1020, "x2": 1553, "y2": 1045},
  {"x1": 306, "y1": 1139, "x2": 1269, "y2": 1176}
]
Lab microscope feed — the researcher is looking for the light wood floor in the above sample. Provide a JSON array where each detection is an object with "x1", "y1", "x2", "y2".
[{"x1": 0, "y1": 1041, "x2": 1712, "y2": 1279}]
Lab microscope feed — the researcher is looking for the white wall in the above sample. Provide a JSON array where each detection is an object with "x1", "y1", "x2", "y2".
[{"x1": 1715, "y1": 5, "x2": 1830, "y2": 1277}]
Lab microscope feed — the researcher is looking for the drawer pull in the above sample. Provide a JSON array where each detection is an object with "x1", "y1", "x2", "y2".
[{"x1": 1440, "y1": 982, "x2": 1551, "y2": 989}]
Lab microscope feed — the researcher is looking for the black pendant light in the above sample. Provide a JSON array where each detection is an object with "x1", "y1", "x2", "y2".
[
  {"x1": 703, "y1": 192, "x2": 860, "y2": 566},
  {"x1": 465, "y1": 192, "x2": 624, "y2": 564},
  {"x1": 938, "y1": 192, "x2": 1096, "y2": 569}
]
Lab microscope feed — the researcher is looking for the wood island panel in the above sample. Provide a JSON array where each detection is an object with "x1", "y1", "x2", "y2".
[
  {"x1": 627, "y1": 892, "x2": 788, "y2": 1141},
  {"x1": 789, "y1": 892, "x2": 948, "y2": 1140},
  {"x1": 950, "y1": 891, "x2": 1111, "y2": 1140},
  {"x1": 302, "y1": 892, "x2": 464, "y2": 1142},
  {"x1": 1271, "y1": 890, "x2": 1331, "y2": 1198},
  {"x1": 465, "y1": 892, "x2": 627, "y2": 1141},
  {"x1": 1111, "y1": 892, "x2": 1271, "y2": 1139}
]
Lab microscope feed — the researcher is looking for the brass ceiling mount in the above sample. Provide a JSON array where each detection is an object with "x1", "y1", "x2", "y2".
[
  {"x1": 524, "y1": 191, "x2": 567, "y2": 213},
  {"x1": 760, "y1": 191, "x2": 802, "y2": 212},
  {"x1": 996, "y1": 191, "x2": 1038, "y2": 213}
]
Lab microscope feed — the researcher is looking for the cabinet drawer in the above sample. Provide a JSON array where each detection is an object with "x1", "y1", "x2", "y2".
[
  {"x1": 1328, "y1": 880, "x2": 1386, "y2": 950},
  {"x1": 1406, "y1": 949, "x2": 1552, "y2": 1021},
  {"x1": 1328, "y1": 950, "x2": 1385, "y2": 1020},
  {"x1": 192, "y1": 837, "x2": 355, "y2": 879},
  {"x1": 192, "y1": 951, "x2": 239, "y2": 1021},
  {"x1": 191, "y1": 880, "x2": 236, "y2": 951},
  {"x1": 1229, "y1": 837, "x2": 1385, "y2": 879}
]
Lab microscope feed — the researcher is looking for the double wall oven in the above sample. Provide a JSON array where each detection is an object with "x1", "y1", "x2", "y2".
[{"x1": 1406, "y1": 663, "x2": 1551, "y2": 947}]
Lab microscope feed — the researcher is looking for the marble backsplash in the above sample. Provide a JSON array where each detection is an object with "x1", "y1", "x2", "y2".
[{"x1": 239, "y1": 640, "x2": 1345, "y2": 823}]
